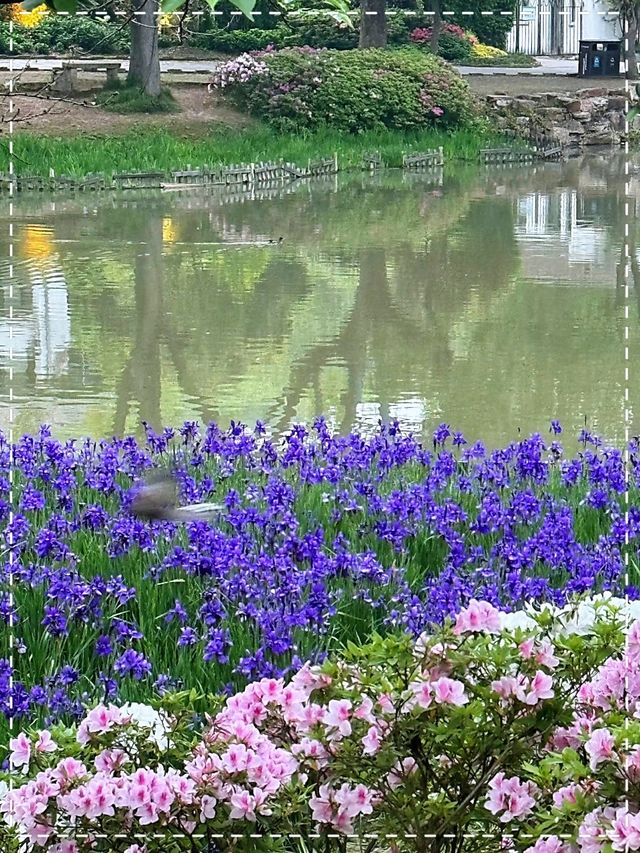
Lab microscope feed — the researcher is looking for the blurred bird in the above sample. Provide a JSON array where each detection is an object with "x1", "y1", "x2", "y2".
[{"x1": 130, "y1": 468, "x2": 222, "y2": 523}]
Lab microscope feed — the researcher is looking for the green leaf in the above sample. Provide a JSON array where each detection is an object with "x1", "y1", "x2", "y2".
[
  {"x1": 22, "y1": 0, "x2": 44, "y2": 10},
  {"x1": 160, "y1": 0, "x2": 185, "y2": 12},
  {"x1": 325, "y1": 9, "x2": 353, "y2": 27},
  {"x1": 201, "y1": 0, "x2": 257, "y2": 17},
  {"x1": 228, "y1": 0, "x2": 257, "y2": 19},
  {"x1": 49, "y1": 0, "x2": 78, "y2": 12}
]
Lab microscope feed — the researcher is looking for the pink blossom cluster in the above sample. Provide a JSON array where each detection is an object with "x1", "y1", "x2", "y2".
[
  {"x1": 5, "y1": 599, "x2": 640, "y2": 852},
  {"x1": 209, "y1": 53, "x2": 269, "y2": 91},
  {"x1": 410, "y1": 24, "x2": 474, "y2": 44},
  {"x1": 418, "y1": 89, "x2": 444, "y2": 118},
  {"x1": 485, "y1": 773, "x2": 538, "y2": 823}
]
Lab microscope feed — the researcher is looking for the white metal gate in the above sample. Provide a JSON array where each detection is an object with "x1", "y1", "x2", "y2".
[{"x1": 506, "y1": 0, "x2": 621, "y2": 55}]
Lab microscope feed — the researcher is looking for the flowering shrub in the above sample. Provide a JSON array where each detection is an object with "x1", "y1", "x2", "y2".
[
  {"x1": 410, "y1": 24, "x2": 475, "y2": 44},
  {"x1": 512, "y1": 606, "x2": 640, "y2": 852},
  {"x1": 1, "y1": 596, "x2": 634, "y2": 852},
  {"x1": 471, "y1": 42, "x2": 508, "y2": 59},
  {"x1": 2, "y1": 420, "x2": 638, "y2": 730},
  {"x1": 409, "y1": 25, "x2": 510, "y2": 64},
  {"x1": 209, "y1": 53, "x2": 269, "y2": 90},
  {"x1": 209, "y1": 47, "x2": 477, "y2": 132}
]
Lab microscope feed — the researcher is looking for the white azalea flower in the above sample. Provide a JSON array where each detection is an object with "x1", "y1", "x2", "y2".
[{"x1": 120, "y1": 702, "x2": 171, "y2": 750}]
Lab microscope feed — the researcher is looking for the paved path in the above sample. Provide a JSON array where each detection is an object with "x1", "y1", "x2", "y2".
[{"x1": 0, "y1": 55, "x2": 584, "y2": 76}]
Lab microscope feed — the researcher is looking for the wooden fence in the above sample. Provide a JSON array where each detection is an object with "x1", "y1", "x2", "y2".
[{"x1": 0, "y1": 155, "x2": 341, "y2": 195}]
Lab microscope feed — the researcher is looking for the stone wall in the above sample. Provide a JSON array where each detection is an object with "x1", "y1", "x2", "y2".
[{"x1": 483, "y1": 88, "x2": 630, "y2": 149}]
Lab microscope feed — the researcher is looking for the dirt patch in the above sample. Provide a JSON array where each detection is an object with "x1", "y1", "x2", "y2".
[{"x1": 3, "y1": 84, "x2": 255, "y2": 136}]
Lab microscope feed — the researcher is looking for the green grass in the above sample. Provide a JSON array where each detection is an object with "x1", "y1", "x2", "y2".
[
  {"x1": 5, "y1": 124, "x2": 510, "y2": 180},
  {"x1": 95, "y1": 83, "x2": 179, "y2": 114}
]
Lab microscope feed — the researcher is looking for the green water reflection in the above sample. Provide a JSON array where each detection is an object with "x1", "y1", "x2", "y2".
[{"x1": 0, "y1": 151, "x2": 635, "y2": 448}]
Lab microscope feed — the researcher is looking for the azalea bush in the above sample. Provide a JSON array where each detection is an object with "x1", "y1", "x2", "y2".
[
  {"x1": 209, "y1": 47, "x2": 478, "y2": 132},
  {"x1": 516, "y1": 608, "x2": 640, "y2": 853},
  {"x1": 1, "y1": 596, "x2": 635, "y2": 852},
  {"x1": 2, "y1": 419, "x2": 639, "y2": 736},
  {"x1": 409, "y1": 25, "x2": 508, "y2": 65}
]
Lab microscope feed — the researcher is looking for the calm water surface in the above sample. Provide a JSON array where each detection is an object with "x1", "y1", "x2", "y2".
[{"x1": 0, "y1": 151, "x2": 637, "y2": 447}]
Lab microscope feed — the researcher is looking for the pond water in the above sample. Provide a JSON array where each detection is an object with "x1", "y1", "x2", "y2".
[{"x1": 0, "y1": 151, "x2": 637, "y2": 448}]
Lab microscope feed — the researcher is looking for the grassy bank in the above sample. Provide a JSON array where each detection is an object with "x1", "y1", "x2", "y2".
[{"x1": 7, "y1": 124, "x2": 509, "y2": 180}]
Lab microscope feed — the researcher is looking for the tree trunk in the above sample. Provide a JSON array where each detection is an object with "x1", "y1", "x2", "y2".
[
  {"x1": 128, "y1": 0, "x2": 162, "y2": 97},
  {"x1": 625, "y1": 4, "x2": 639, "y2": 80},
  {"x1": 359, "y1": 0, "x2": 387, "y2": 48},
  {"x1": 429, "y1": 0, "x2": 442, "y2": 54}
]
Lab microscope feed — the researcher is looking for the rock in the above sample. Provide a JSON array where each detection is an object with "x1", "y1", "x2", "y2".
[
  {"x1": 576, "y1": 87, "x2": 607, "y2": 98},
  {"x1": 608, "y1": 110, "x2": 626, "y2": 131},
  {"x1": 607, "y1": 96, "x2": 626, "y2": 111},
  {"x1": 571, "y1": 111, "x2": 592, "y2": 122},
  {"x1": 563, "y1": 119, "x2": 586, "y2": 135},
  {"x1": 511, "y1": 99, "x2": 537, "y2": 113},
  {"x1": 584, "y1": 126, "x2": 615, "y2": 145},
  {"x1": 566, "y1": 100, "x2": 583, "y2": 114},
  {"x1": 539, "y1": 107, "x2": 566, "y2": 120},
  {"x1": 581, "y1": 96, "x2": 609, "y2": 112},
  {"x1": 549, "y1": 126, "x2": 572, "y2": 145}
]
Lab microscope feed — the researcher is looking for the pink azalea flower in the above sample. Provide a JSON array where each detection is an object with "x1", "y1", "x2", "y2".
[
  {"x1": 53, "y1": 757, "x2": 87, "y2": 785},
  {"x1": 9, "y1": 733, "x2": 31, "y2": 768},
  {"x1": 387, "y1": 757, "x2": 418, "y2": 791},
  {"x1": 523, "y1": 837, "x2": 571, "y2": 853},
  {"x1": 309, "y1": 784, "x2": 334, "y2": 824},
  {"x1": 536, "y1": 640, "x2": 560, "y2": 668},
  {"x1": 627, "y1": 620, "x2": 640, "y2": 662},
  {"x1": 94, "y1": 749, "x2": 128, "y2": 773},
  {"x1": 579, "y1": 807, "x2": 613, "y2": 853},
  {"x1": 50, "y1": 842, "x2": 81, "y2": 853},
  {"x1": 607, "y1": 807, "x2": 640, "y2": 851},
  {"x1": 585, "y1": 728, "x2": 616, "y2": 771},
  {"x1": 35, "y1": 730, "x2": 57, "y2": 754},
  {"x1": 519, "y1": 638, "x2": 536, "y2": 658},
  {"x1": 453, "y1": 599, "x2": 501, "y2": 635},
  {"x1": 485, "y1": 773, "x2": 537, "y2": 823},
  {"x1": 492, "y1": 675, "x2": 528, "y2": 703},
  {"x1": 378, "y1": 693, "x2": 395, "y2": 714},
  {"x1": 525, "y1": 671, "x2": 555, "y2": 705},
  {"x1": 229, "y1": 789, "x2": 257, "y2": 821},
  {"x1": 552, "y1": 783, "x2": 580, "y2": 809},
  {"x1": 200, "y1": 794, "x2": 217, "y2": 821},
  {"x1": 362, "y1": 726, "x2": 381, "y2": 755},
  {"x1": 324, "y1": 699, "x2": 352, "y2": 737},
  {"x1": 354, "y1": 696, "x2": 376, "y2": 724},
  {"x1": 410, "y1": 679, "x2": 433, "y2": 709},
  {"x1": 431, "y1": 677, "x2": 468, "y2": 706}
]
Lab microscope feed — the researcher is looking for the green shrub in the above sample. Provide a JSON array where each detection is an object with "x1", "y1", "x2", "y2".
[
  {"x1": 283, "y1": 13, "x2": 358, "y2": 50},
  {"x1": 212, "y1": 47, "x2": 478, "y2": 134},
  {"x1": 443, "y1": 0, "x2": 518, "y2": 48},
  {"x1": 194, "y1": 26, "x2": 288, "y2": 53},
  {"x1": 0, "y1": 16, "x2": 131, "y2": 55},
  {"x1": 434, "y1": 31, "x2": 473, "y2": 62}
]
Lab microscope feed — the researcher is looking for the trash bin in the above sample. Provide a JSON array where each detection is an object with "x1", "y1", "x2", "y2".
[{"x1": 578, "y1": 40, "x2": 621, "y2": 77}]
